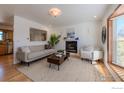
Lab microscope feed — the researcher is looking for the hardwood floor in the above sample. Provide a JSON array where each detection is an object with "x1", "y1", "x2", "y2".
[
  {"x1": 0, "y1": 55, "x2": 31, "y2": 81},
  {"x1": 96, "y1": 61, "x2": 114, "y2": 81},
  {"x1": 110, "y1": 64, "x2": 124, "y2": 81},
  {"x1": 0, "y1": 54, "x2": 114, "y2": 82}
]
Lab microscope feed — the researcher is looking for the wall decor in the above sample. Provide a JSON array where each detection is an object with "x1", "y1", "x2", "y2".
[
  {"x1": 102, "y1": 26, "x2": 106, "y2": 44},
  {"x1": 66, "y1": 27, "x2": 75, "y2": 38},
  {"x1": 67, "y1": 31, "x2": 75, "y2": 38},
  {"x1": 30, "y1": 28, "x2": 47, "y2": 41}
]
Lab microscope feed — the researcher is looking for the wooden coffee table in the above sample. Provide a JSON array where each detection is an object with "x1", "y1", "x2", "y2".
[{"x1": 47, "y1": 54, "x2": 68, "y2": 71}]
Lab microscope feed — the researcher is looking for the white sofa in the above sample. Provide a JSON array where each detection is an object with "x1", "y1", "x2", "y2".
[
  {"x1": 16, "y1": 45, "x2": 56, "y2": 66},
  {"x1": 80, "y1": 46, "x2": 103, "y2": 64}
]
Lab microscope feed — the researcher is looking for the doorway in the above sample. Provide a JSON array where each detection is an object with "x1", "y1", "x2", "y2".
[
  {"x1": 0, "y1": 26, "x2": 13, "y2": 56},
  {"x1": 108, "y1": 4, "x2": 124, "y2": 67},
  {"x1": 112, "y1": 15, "x2": 124, "y2": 67},
  {"x1": 107, "y1": 4, "x2": 124, "y2": 81}
]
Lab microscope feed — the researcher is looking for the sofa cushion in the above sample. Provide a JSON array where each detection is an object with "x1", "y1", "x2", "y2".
[
  {"x1": 20, "y1": 46, "x2": 30, "y2": 53},
  {"x1": 43, "y1": 49, "x2": 56, "y2": 54},
  {"x1": 29, "y1": 45, "x2": 44, "y2": 52},
  {"x1": 28, "y1": 51, "x2": 45, "y2": 59}
]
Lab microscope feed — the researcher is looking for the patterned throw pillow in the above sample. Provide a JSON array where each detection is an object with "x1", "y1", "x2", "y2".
[{"x1": 45, "y1": 44, "x2": 51, "y2": 49}]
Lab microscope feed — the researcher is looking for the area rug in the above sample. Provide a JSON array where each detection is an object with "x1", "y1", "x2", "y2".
[{"x1": 17, "y1": 56, "x2": 104, "y2": 82}]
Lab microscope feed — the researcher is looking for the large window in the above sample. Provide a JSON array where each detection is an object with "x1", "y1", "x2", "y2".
[
  {"x1": 112, "y1": 15, "x2": 124, "y2": 67},
  {"x1": 0, "y1": 31, "x2": 3, "y2": 41}
]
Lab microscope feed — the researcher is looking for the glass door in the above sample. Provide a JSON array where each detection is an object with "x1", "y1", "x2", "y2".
[{"x1": 112, "y1": 15, "x2": 124, "y2": 67}]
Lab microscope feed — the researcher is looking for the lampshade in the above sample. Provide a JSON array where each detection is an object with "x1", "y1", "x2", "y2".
[{"x1": 49, "y1": 8, "x2": 62, "y2": 17}]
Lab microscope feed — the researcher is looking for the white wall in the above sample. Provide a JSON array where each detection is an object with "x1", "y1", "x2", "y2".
[
  {"x1": 52, "y1": 21, "x2": 102, "y2": 53},
  {"x1": 13, "y1": 16, "x2": 51, "y2": 64}
]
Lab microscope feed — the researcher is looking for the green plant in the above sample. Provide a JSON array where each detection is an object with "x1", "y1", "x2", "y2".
[{"x1": 48, "y1": 33, "x2": 61, "y2": 47}]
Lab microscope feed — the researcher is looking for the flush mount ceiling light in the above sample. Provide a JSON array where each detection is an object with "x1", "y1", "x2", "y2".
[
  {"x1": 49, "y1": 8, "x2": 62, "y2": 17},
  {"x1": 94, "y1": 16, "x2": 97, "y2": 18}
]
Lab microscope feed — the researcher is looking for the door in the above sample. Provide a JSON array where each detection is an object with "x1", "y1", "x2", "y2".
[{"x1": 112, "y1": 15, "x2": 124, "y2": 67}]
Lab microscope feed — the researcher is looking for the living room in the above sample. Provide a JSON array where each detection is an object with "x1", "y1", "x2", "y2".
[{"x1": 0, "y1": 4, "x2": 123, "y2": 81}]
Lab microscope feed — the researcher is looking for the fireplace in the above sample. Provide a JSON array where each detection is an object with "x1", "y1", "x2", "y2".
[{"x1": 66, "y1": 41, "x2": 77, "y2": 53}]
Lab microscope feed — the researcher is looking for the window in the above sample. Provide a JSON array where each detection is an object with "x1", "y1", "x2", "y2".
[
  {"x1": 0, "y1": 31, "x2": 3, "y2": 41},
  {"x1": 112, "y1": 15, "x2": 124, "y2": 67}
]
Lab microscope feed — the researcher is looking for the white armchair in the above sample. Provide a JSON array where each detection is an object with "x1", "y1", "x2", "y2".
[{"x1": 80, "y1": 46, "x2": 103, "y2": 64}]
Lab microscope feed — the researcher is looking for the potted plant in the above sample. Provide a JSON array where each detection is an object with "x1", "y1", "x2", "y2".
[{"x1": 48, "y1": 33, "x2": 61, "y2": 48}]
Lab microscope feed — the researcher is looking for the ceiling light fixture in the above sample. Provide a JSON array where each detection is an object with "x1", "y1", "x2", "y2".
[
  {"x1": 49, "y1": 8, "x2": 62, "y2": 17},
  {"x1": 94, "y1": 16, "x2": 97, "y2": 18}
]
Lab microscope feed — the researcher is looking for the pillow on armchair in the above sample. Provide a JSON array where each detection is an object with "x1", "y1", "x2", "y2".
[{"x1": 83, "y1": 45, "x2": 94, "y2": 51}]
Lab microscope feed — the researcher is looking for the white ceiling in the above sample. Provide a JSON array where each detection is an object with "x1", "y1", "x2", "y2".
[{"x1": 0, "y1": 4, "x2": 110, "y2": 27}]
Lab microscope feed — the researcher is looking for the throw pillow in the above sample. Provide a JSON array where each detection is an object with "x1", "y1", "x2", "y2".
[
  {"x1": 83, "y1": 46, "x2": 94, "y2": 51},
  {"x1": 45, "y1": 44, "x2": 51, "y2": 49},
  {"x1": 21, "y1": 46, "x2": 30, "y2": 53}
]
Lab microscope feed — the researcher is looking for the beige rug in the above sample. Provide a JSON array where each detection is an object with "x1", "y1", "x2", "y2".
[{"x1": 17, "y1": 56, "x2": 104, "y2": 82}]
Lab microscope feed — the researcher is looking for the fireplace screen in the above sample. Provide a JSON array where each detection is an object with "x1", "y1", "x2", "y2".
[{"x1": 66, "y1": 41, "x2": 77, "y2": 53}]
